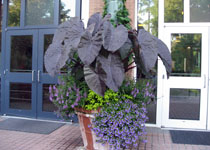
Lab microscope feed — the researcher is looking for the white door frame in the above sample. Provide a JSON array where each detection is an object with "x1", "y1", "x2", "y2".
[
  {"x1": 157, "y1": 0, "x2": 210, "y2": 130},
  {"x1": 161, "y1": 27, "x2": 209, "y2": 129}
]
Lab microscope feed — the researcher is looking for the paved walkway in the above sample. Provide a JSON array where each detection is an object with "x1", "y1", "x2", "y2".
[{"x1": 0, "y1": 117, "x2": 210, "y2": 150}]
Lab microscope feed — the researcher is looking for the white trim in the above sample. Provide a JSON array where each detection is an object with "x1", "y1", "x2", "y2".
[
  {"x1": 161, "y1": 27, "x2": 209, "y2": 130},
  {"x1": 157, "y1": 0, "x2": 165, "y2": 128},
  {"x1": 184, "y1": 0, "x2": 190, "y2": 23},
  {"x1": 134, "y1": 0, "x2": 137, "y2": 30},
  {"x1": 81, "y1": 0, "x2": 89, "y2": 27},
  {"x1": 208, "y1": 27, "x2": 210, "y2": 130}
]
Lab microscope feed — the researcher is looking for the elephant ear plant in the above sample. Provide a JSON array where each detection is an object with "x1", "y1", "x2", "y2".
[{"x1": 44, "y1": 12, "x2": 172, "y2": 96}]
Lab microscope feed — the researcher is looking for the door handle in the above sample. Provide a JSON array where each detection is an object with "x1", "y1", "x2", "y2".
[
  {"x1": 32, "y1": 70, "x2": 35, "y2": 82},
  {"x1": 38, "y1": 70, "x2": 41, "y2": 82},
  {"x1": 204, "y1": 74, "x2": 206, "y2": 88},
  {"x1": 3, "y1": 69, "x2": 8, "y2": 75}
]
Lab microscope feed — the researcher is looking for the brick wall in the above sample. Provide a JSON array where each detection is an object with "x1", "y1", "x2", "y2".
[{"x1": 89, "y1": 0, "x2": 135, "y2": 28}]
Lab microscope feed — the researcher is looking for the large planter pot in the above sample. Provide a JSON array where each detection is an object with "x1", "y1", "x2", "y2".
[{"x1": 75, "y1": 108, "x2": 108, "y2": 150}]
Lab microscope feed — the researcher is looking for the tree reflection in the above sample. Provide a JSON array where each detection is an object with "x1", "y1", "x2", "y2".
[
  {"x1": 26, "y1": 0, "x2": 54, "y2": 25},
  {"x1": 190, "y1": 0, "x2": 210, "y2": 22},
  {"x1": 171, "y1": 34, "x2": 201, "y2": 76},
  {"x1": 8, "y1": 0, "x2": 21, "y2": 26},
  {"x1": 164, "y1": 0, "x2": 184, "y2": 22},
  {"x1": 138, "y1": 0, "x2": 158, "y2": 36}
]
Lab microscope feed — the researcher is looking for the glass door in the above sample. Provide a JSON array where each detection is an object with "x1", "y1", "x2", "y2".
[
  {"x1": 5, "y1": 30, "x2": 38, "y2": 117},
  {"x1": 37, "y1": 29, "x2": 58, "y2": 119},
  {"x1": 161, "y1": 27, "x2": 209, "y2": 129}
]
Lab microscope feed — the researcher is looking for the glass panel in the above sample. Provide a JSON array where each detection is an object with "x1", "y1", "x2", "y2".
[
  {"x1": 43, "y1": 84, "x2": 57, "y2": 112},
  {"x1": 169, "y1": 89, "x2": 200, "y2": 120},
  {"x1": 164, "y1": 0, "x2": 184, "y2": 22},
  {"x1": 8, "y1": 0, "x2": 21, "y2": 27},
  {"x1": 146, "y1": 102, "x2": 156, "y2": 124},
  {"x1": 25, "y1": 0, "x2": 54, "y2": 26},
  {"x1": 171, "y1": 34, "x2": 201, "y2": 77},
  {"x1": 10, "y1": 35, "x2": 33, "y2": 72},
  {"x1": 190, "y1": 0, "x2": 210, "y2": 22},
  {"x1": 137, "y1": 0, "x2": 158, "y2": 36},
  {"x1": 10, "y1": 83, "x2": 32, "y2": 110},
  {"x1": 60, "y1": 0, "x2": 76, "y2": 23},
  {"x1": 44, "y1": 34, "x2": 53, "y2": 73}
]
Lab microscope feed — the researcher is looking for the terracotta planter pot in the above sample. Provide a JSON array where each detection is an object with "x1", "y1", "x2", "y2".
[{"x1": 75, "y1": 108, "x2": 108, "y2": 150}]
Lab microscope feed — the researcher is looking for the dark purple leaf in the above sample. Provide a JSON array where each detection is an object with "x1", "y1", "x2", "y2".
[
  {"x1": 96, "y1": 54, "x2": 125, "y2": 92},
  {"x1": 53, "y1": 17, "x2": 84, "y2": 50},
  {"x1": 44, "y1": 43, "x2": 69, "y2": 76},
  {"x1": 156, "y1": 38, "x2": 172, "y2": 77},
  {"x1": 87, "y1": 13, "x2": 102, "y2": 36},
  {"x1": 119, "y1": 38, "x2": 132, "y2": 59},
  {"x1": 84, "y1": 65, "x2": 106, "y2": 96},
  {"x1": 137, "y1": 29, "x2": 158, "y2": 73},
  {"x1": 103, "y1": 21, "x2": 128, "y2": 52},
  {"x1": 78, "y1": 29, "x2": 103, "y2": 65}
]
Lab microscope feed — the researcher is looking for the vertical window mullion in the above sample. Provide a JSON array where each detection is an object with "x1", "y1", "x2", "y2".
[
  {"x1": 20, "y1": 0, "x2": 25, "y2": 28},
  {"x1": 54, "y1": 0, "x2": 59, "y2": 26},
  {"x1": 184, "y1": 0, "x2": 190, "y2": 23}
]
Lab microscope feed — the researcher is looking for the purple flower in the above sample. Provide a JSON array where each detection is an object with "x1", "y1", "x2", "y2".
[{"x1": 63, "y1": 105, "x2": 68, "y2": 109}]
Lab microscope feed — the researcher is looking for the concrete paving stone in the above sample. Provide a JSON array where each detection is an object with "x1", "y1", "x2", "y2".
[{"x1": 1, "y1": 123, "x2": 210, "y2": 150}]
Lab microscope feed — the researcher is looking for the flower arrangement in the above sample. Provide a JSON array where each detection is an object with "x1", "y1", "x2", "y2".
[
  {"x1": 44, "y1": 0, "x2": 171, "y2": 149},
  {"x1": 91, "y1": 80, "x2": 155, "y2": 149}
]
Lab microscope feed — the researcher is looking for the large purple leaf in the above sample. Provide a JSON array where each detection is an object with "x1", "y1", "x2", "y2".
[
  {"x1": 78, "y1": 29, "x2": 103, "y2": 65},
  {"x1": 44, "y1": 42, "x2": 70, "y2": 76},
  {"x1": 87, "y1": 13, "x2": 102, "y2": 36},
  {"x1": 96, "y1": 54, "x2": 125, "y2": 92},
  {"x1": 103, "y1": 21, "x2": 128, "y2": 52},
  {"x1": 84, "y1": 65, "x2": 106, "y2": 96},
  {"x1": 156, "y1": 38, "x2": 172, "y2": 77},
  {"x1": 87, "y1": 13, "x2": 111, "y2": 36},
  {"x1": 119, "y1": 38, "x2": 132, "y2": 59},
  {"x1": 53, "y1": 17, "x2": 84, "y2": 50},
  {"x1": 137, "y1": 29, "x2": 158, "y2": 73}
]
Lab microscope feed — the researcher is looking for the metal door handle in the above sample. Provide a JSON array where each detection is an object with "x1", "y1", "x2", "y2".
[
  {"x1": 3, "y1": 69, "x2": 8, "y2": 75},
  {"x1": 32, "y1": 70, "x2": 35, "y2": 82},
  {"x1": 204, "y1": 74, "x2": 206, "y2": 88},
  {"x1": 38, "y1": 70, "x2": 41, "y2": 82}
]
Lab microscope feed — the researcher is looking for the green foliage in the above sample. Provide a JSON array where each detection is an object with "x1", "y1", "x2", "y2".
[
  {"x1": 84, "y1": 90, "x2": 119, "y2": 110},
  {"x1": 103, "y1": 0, "x2": 131, "y2": 29}
]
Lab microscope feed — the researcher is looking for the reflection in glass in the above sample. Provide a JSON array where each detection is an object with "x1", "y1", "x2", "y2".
[
  {"x1": 190, "y1": 0, "x2": 210, "y2": 22},
  {"x1": 11, "y1": 36, "x2": 33, "y2": 72},
  {"x1": 170, "y1": 89, "x2": 200, "y2": 120},
  {"x1": 26, "y1": 0, "x2": 54, "y2": 26},
  {"x1": 60, "y1": 0, "x2": 75, "y2": 23},
  {"x1": 164, "y1": 0, "x2": 184, "y2": 22},
  {"x1": 146, "y1": 102, "x2": 156, "y2": 124},
  {"x1": 137, "y1": 0, "x2": 158, "y2": 36},
  {"x1": 8, "y1": 0, "x2": 21, "y2": 27},
  {"x1": 43, "y1": 84, "x2": 57, "y2": 112},
  {"x1": 10, "y1": 83, "x2": 32, "y2": 110},
  {"x1": 44, "y1": 34, "x2": 53, "y2": 73},
  {"x1": 171, "y1": 34, "x2": 201, "y2": 77}
]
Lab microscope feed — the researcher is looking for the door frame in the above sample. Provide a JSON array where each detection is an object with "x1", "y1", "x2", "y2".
[
  {"x1": 4, "y1": 29, "x2": 38, "y2": 117},
  {"x1": 37, "y1": 29, "x2": 58, "y2": 119},
  {"x1": 160, "y1": 27, "x2": 209, "y2": 130}
]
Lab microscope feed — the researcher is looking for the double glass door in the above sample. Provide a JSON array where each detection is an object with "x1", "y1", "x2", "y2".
[
  {"x1": 4, "y1": 29, "x2": 57, "y2": 119},
  {"x1": 161, "y1": 27, "x2": 209, "y2": 129}
]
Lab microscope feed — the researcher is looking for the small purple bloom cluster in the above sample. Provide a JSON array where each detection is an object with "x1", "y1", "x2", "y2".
[
  {"x1": 49, "y1": 77, "x2": 87, "y2": 120},
  {"x1": 92, "y1": 99, "x2": 148, "y2": 150}
]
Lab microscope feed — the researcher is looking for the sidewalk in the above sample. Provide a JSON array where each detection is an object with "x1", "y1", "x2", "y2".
[{"x1": 0, "y1": 118, "x2": 210, "y2": 150}]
